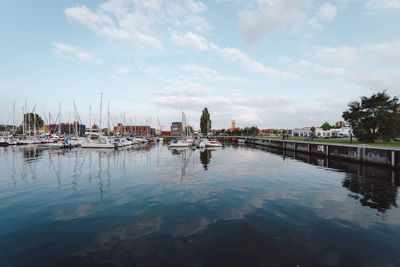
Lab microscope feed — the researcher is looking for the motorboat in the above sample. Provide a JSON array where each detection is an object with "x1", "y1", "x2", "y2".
[
  {"x1": 238, "y1": 138, "x2": 245, "y2": 144},
  {"x1": 205, "y1": 139, "x2": 222, "y2": 147},
  {"x1": 81, "y1": 137, "x2": 115, "y2": 149},
  {"x1": 0, "y1": 137, "x2": 9, "y2": 146},
  {"x1": 169, "y1": 139, "x2": 190, "y2": 147}
]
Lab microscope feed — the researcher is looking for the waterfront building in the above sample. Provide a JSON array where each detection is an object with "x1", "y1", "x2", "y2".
[
  {"x1": 227, "y1": 120, "x2": 240, "y2": 132},
  {"x1": 294, "y1": 126, "x2": 352, "y2": 138},
  {"x1": 114, "y1": 123, "x2": 151, "y2": 136},
  {"x1": 48, "y1": 122, "x2": 86, "y2": 136},
  {"x1": 161, "y1": 131, "x2": 171, "y2": 136},
  {"x1": 171, "y1": 122, "x2": 183, "y2": 136}
]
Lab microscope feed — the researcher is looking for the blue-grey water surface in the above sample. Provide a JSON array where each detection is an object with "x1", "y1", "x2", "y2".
[{"x1": 0, "y1": 144, "x2": 400, "y2": 267}]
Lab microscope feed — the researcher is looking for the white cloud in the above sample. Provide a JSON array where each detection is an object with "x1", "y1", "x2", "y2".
[
  {"x1": 182, "y1": 64, "x2": 248, "y2": 82},
  {"x1": 217, "y1": 47, "x2": 299, "y2": 79},
  {"x1": 151, "y1": 87, "x2": 344, "y2": 128},
  {"x1": 365, "y1": 0, "x2": 400, "y2": 10},
  {"x1": 237, "y1": 0, "x2": 340, "y2": 43},
  {"x1": 53, "y1": 42, "x2": 102, "y2": 64},
  {"x1": 170, "y1": 31, "x2": 298, "y2": 79},
  {"x1": 64, "y1": 0, "x2": 210, "y2": 50},
  {"x1": 317, "y1": 2, "x2": 337, "y2": 22},
  {"x1": 115, "y1": 65, "x2": 132, "y2": 74},
  {"x1": 239, "y1": 0, "x2": 307, "y2": 44},
  {"x1": 170, "y1": 32, "x2": 211, "y2": 50},
  {"x1": 153, "y1": 82, "x2": 212, "y2": 96},
  {"x1": 296, "y1": 60, "x2": 346, "y2": 77},
  {"x1": 298, "y1": 42, "x2": 400, "y2": 91},
  {"x1": 315, "y1": 42, "x2": 400, "y2": 67}
]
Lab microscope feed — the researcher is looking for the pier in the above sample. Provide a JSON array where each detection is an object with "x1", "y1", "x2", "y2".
[{"x1": 215, "y1": 136, "x2": 400, "y2": 168}]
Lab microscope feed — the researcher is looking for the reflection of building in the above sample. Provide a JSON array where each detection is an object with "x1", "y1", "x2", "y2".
[
  {"x1": 114, "y1": 124, "x2": 150, "y2": 136},
  {"x1": 48, "y1": 122, "x2": 86, "y2": 136},
  {"x1": 171, "y1": 122, "x2": 183, "y2": 136},
  {"x1": 227, "y1": 120, "x2": 240, "y2": 131}
]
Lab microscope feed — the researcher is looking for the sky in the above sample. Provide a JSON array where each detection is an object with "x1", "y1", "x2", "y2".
[{"x1": 1, "y1": 0, "x2": 400, "y2": 130}]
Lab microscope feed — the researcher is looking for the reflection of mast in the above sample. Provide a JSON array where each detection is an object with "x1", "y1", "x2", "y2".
[
  {"x1": 99, "y1": 93, "x2": 103, "y2": 136},
  {"x1": 98, "y1": 152, "x2": 103, "y2": 200},
  {"x1": 106, "y1": 152, "x2": 111, "y2": 192},
  {"x1": 89, "y1": 151, "x2": 93, "y2": 184},
  {"x1": 48, "y1": 151, "x2": 61, "y2": 187}
]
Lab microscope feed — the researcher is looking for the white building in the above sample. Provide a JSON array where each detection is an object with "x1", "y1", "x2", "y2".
[{"x1": 293, "y1": 126, "x2": 352, "y2": 138}]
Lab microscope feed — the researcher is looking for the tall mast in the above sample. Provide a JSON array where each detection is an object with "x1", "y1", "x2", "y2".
[
  {"x1": 58, "y1": 103, "x2": 61, "y2": 136},
  {"x1": 33, "y1": 103, "x2": 36, "y2": 136},
  {"x1": 26, "y1": 101, "x2": 30, "y2": 136},
  {"x1": 123, "y1": 112, "x2": 126, "y2": 136},
  {"x1": 74, "y1": 101, "x2": 78, "y2": 139},
  {"x1": 12, "y1": 100, "x2": 15, "y2": 135},
  {"x1": 22, "y1": 106, "x2": 25, "y2": 135},
  {"x1": 89, "y1": 105, "x2": 92, "y2": 140},
  {"x1": 99, "y1": 93, "x2": 103, "y2": 136},
  {"x1": 68, "y1": 110, "x2": 71, "y2": 136},
  {"x1": 107, "y1": 100, "x2": 110, "y2": 136}
]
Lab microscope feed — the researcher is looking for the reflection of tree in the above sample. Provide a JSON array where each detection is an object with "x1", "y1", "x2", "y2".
[
  {"x1": 23, "y1": 147, "x2": 41, "y2": 162},
  {"x1": 200, "y1": 150, "x2": 212, "y2": 170},
  {"x1": 253, "y1": 144, "x2": 400, "y2": 214},
  {"x1": 342, "y1": 172, "x2": 398, "y2": 213}
]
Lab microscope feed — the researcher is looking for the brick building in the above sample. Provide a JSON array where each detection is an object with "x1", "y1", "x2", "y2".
[
  {"x1": 171, "y1": 122, "x2": 183, "y2": 136},
  {"x1": 114, "y1": 123, "x2": 151, "y2": 136}
]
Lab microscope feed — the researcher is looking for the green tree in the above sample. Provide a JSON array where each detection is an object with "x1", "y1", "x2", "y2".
[
  {"x1": 310, "y1": 126, "x2": 316, "y2": 137},
  {"x1": 321, "y1": 122, "x2": 332, "y2": 131},
  {"x1": 200, "y1": 107, "x2": 211, "y2": 136},
  {"x1": 342, "y1": 91, "x2": 400, "y2": 142},
  {"x1": 23, "y1": 113, "x2": 44, "y2": 129}
]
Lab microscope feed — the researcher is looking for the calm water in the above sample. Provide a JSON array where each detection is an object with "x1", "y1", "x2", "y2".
[{"x1": 1, "y1": 144, "x2": 400, "y2": 267}]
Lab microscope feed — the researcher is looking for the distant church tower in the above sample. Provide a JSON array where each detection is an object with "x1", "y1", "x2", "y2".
[{"x1": 231, "y1": 120, "x2": 236, "y2": 129}]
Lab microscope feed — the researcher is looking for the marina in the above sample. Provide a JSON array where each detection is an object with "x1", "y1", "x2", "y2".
[{"x1": 0, "y1": 143, "x2": 399, "y2": 266}]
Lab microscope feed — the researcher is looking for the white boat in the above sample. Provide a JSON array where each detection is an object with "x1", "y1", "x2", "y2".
[
  {"x1": 81, "y1": 137, "x2": 115, "y2": 149},
  {"x1": 205, "y1": 139, "x2": 222, "y2": 147},
  {"x1": 238, "y1": 138, "x2": 245, "y2": 144},
  {"x1": 0, "y1": 137, "x2": 9, "y2": 146},
  {"x1": 133, "y1": 137, "x2": 146, "y2": 143},
  {"x1": 169, "y1": 139, "x2": 190, "y2": 147}
]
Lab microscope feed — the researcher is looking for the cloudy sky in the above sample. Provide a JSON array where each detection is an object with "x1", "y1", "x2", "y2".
[{"x1": 1, "y1": 0, "x2": 400, "y2": 129}]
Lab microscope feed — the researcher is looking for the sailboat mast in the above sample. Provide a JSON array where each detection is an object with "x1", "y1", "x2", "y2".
[
  {"x1": 99, "y1": 93, "x2": 103, "y2": 136},
  {"x1": 33, "y1": 104, "x2": 36, "y2": 136},
  {"x1": 89, "y1": 105, "x2": 92, "y2": 140},
  {"x1": 74, "y1": 101, "x2": 78, "y2": 139},
  {"x1": 58, "y1": 103, "x2": 61, "y2": 136},
  {"x1": 107, "y1": 100, "x2": 110, "y2": 136},
  {"x1": 22, "y1": 106, "x2": 25, "y2": 135},
  {"x1": 26, "y1": 101, "x2": 30, "y2": 136},
  {"x1": 12, "y1": 100, "x2": 15, "y2": 135}
]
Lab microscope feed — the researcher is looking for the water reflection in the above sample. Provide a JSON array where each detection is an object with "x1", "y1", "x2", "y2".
[
  {"x1": 1, "y1": 144, "x2": 400, "y2": 266},
  {"x1": 200, "y1": 149, "x2": 212, "y2": 170},
  {"x1": 253, "y1": 144, "x2": 400, "y2": 214}
]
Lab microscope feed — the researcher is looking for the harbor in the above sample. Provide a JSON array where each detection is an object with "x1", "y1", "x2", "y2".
[{"x1": 0, "y1": 143, "x2": 399, "y2": 266}]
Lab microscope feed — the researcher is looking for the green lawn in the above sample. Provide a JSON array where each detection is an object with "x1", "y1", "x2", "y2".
[{"x1": 259, "y1": 136, "x2": 400, "y2": 147}]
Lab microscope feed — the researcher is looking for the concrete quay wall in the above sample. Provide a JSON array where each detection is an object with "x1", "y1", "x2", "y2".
[{"x1": 216, "y1": 136, "x2": 400, "y2": 168}]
